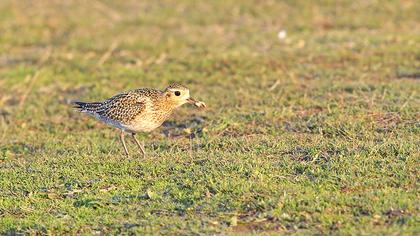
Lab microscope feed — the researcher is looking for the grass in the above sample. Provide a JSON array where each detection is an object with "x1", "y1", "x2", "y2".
[{"x1": 0, "y1": 0, "x2": 419, "y2": 234}]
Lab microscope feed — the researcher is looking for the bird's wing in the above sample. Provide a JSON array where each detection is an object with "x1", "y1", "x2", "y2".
[{"x1": 95, "y1": 91, "x2": 148, "y2": 124}]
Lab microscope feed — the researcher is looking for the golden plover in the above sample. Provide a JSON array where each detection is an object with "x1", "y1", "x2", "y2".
[{"x1": 73, "y1": 83, "x2": 206, "y2": 157}]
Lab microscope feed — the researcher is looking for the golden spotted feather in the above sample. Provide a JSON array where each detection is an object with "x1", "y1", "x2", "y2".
[{"x1": 97, "y1": 92, "x2": 145, "y2": 123}]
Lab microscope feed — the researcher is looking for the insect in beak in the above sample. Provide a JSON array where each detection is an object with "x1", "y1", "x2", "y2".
[{"x1": 187, "y1": 97, "x2": 206, "y2": 108}]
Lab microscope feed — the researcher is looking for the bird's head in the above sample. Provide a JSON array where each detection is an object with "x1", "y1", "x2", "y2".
[{"x1": 163, "y1": 83, "x2": 206, "y2": 108}]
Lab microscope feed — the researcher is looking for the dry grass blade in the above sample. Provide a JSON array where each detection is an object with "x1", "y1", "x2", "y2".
[
  {"x1": 97, "y1": 41, "x2": 119, "y2": 67},
  {"x1": 0, "y1": 117, "x2": 8, "y2": 144},
  {"x1": 91, "y1": 0, "x2": 122, "y2": 21},
  {"x1": 38, "y1": 47, "x2": 52, "y2": 66},
  {"x1": 268, "y1": 80, "x2": 280, "y2": 91},
  {"x1": 17, "y1": 47, "x2": 51, "y2": 108},
  {"x1": 399, "y1": 91, "x2": 416, "y2": 111},
  {"x1": 18, "y1": 71, "x2": 40, "y2": 108}
]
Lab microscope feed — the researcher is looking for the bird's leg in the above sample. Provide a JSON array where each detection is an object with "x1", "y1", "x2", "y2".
[
  {"x1": 131, "y1": 133, "x2": 146, "y2": 158},
  {"x1": 120, "y1": 131, "x2": 129, "y2": 156}
]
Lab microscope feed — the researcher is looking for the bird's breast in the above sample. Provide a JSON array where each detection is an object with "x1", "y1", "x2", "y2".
[{"x1": 125, "y1": 107, "x2": 174, "y2": 132}]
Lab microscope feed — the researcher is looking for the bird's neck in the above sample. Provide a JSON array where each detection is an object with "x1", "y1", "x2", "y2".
[{"x1": 155, "y1": 97, "x2": 179, "y2": 113}]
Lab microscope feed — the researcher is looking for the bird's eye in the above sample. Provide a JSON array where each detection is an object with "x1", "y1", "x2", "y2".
[{"x1": 175, "y1": 91, "x2": 181, "y2": 96}]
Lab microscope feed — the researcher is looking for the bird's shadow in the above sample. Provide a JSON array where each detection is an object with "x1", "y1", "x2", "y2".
[{"x1": 160, "y1": 116, "x2": 207, "y2": 139}]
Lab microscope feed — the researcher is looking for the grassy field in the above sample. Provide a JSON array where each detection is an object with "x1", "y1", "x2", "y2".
[{"x1": 0, "y1": 0, "x2": 419, "y2": 235}]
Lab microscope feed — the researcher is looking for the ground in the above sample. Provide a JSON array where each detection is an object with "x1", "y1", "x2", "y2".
[{"x1": 0, "y1": 0, "x2": 419, "y2": 235}]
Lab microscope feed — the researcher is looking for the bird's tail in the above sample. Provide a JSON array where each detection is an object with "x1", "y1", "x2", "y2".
[{"x1": 72, "y1": 101, "x2": 102, "y2": 112}]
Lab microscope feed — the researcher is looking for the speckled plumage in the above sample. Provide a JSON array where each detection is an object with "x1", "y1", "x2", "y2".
[
  {"x1": 75, "y1": 88, "x2": 175, "y2": 132},
  {"x1": 73, "y1": 83, "x2": 206, "y2": 157}
]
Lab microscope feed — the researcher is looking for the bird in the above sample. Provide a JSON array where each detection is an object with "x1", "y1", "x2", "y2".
[{"x1": 73, "y1": 83, "x2": 206, "y2": 157}]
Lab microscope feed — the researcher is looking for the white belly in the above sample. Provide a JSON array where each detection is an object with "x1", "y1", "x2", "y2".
[{"x1": 122, "y1": 119, "x2": 162, "y2": 133}]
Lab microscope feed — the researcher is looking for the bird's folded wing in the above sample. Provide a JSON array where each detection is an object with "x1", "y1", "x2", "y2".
[{"x1": 96, "y1": 92, "x2": 147, "y2": 123}]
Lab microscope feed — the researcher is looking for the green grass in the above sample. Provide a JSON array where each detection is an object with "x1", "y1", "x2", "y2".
[{"x1": 0, "y1": 0, "x2": 419, "y2": 234}]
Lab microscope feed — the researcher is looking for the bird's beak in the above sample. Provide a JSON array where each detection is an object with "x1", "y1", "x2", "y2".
[
  {"x1": 187, "y1": 97, "x2": 206, "y2": 108},
  {"x1": 187, "y1": 97, "x2": 198, "y2": 104}
]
